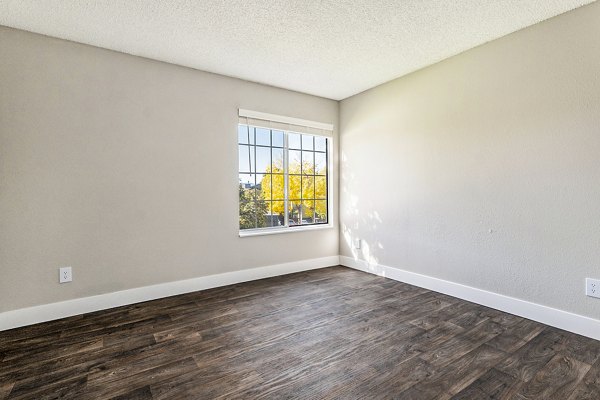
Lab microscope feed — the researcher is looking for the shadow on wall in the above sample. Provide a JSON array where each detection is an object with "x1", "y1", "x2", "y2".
[{"x1": 340, "y1": 150, "x2": 386, "y2": 276}]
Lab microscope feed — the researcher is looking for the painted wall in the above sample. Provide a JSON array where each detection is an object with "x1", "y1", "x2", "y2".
[
  {"x1": 340, "y1": 2, "x2": 600, "y2": 319},
  {"x1": 0, "y1": 26, "x2": 339, "y2": 312}
]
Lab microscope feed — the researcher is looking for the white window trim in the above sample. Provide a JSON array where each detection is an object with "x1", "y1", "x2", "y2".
[
  {"x1": 238, "y1": 113, "x2": 334, "y2": 237},
  {"x1": 238, "y1": 109, "x2": 334, "y2": 131},
  {"x1": 239, "y1": 223, "x2": 334, "y2": 237}
]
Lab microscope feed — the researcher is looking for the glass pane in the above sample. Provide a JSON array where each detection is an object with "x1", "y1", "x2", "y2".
[
  {"x1": 263, "y1": 201, "x2": 274, "y2": 227},
  {"x1": 239, "y1": 173, "x2": 255, "y2": 188},
  {"x1": 288, "y1": 201, "x2": 301, "y2": 226},
  {"x1": 272, "y1": 201, "x2": 285, "y2": 223},
  {"x1": 265, "y1": 202, "x2": 283, "y2": 227},
  {"x1": 239, "y1": 174, "x2": 256, "y2": 206},
  {"x1": 289, "y1": 133, "x2": 301, "y2": 149},
  {"x1": 289, "y1": 150, "x2": 301, "y2": 174},
  {"x1": 302, "y1": 176, "x2": 315, "y2": 200},
  {"x1": 315, "y1": 176, "x2": 327, "y2": 199},
  {"x1": 302, "y1": 135, "x2": 314, "y2": 151},
  {"x1": 272, "y1": 148, "x2": 284, "y2": 172},
  {"x1": 255, "y1": 173, "x2": 268, "y2": 200},
  {"x1": 239, "y1": 125, "x2": 255, "y2": 145},
  {"x1": 315, "y1": 200, "x2": 327, "y2": 223},
  {"x1": 301, "y1": 200, "x2": 315, "y2": 224},
  {"x1": 315, "y1": 136, "x2": 327, "y2": 152},
  {"x1": 238, "y1": 145, "x2": 255, "y2": 173},
  {"x1": 272, "y1": 130, "x2": 284, "y2": 147},
  {"x1": 239, "y1": 200, "x2": 257, "y2": 230},
  {"x1": 271, "y1": 174, "x2": 285, "y2": 200},
  {"x1": 315, "y1": 152, "x2": 327, "y2": 175},
  {"x1": 260, "y1": 173, "x2": 272, "y2": 201},
  {"x1": 255, "y1": 200, "x2": 269, "y2": 228},
  {"x1": 238, "y1": 125, "x2": 248, "y2": 144},
  {"x1": 256, "y1": 147, "x2": 270, "y2": 173},
  {"x1": 256, "y1": 128, "x2": 270, "y2": 146},
  {"x1": 266, "y1": 216, "x2": 281, "y2": 227},
  {"x1": 289, "y1": 175, "x2": 301, "y2": 200},
  {"x1": 302, "y1": 151, "x2": 315, "y2": 174}
]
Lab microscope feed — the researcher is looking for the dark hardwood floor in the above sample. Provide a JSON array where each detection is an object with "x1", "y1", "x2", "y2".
[{"x1": 1, "y1": 266, "x2": 600, "y2": 399}]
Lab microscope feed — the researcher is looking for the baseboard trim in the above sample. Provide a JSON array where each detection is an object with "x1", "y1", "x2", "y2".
[
  {"x1": 340, "y1": 256, "x2": 600, "y2": 341},
  {"x1": 6, "y1": 254, "x2": 598, "y2": 340},
  {"x1": 0, "y1": 255, "x2": 340, "y2": 331}
]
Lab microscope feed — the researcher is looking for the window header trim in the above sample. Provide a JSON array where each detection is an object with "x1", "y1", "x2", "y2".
[{"x1": 239, "y1": 109, "x2": 334, "y2": 132}]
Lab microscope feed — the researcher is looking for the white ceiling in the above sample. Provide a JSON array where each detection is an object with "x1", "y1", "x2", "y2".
[{"x1": 0, "y1": 1, "x2": 594, "y2": 100}]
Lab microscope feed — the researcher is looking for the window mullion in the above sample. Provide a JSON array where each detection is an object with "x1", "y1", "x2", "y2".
[
  {"x1": 283, "y1": 131, "x2": 289, "y2": 227},
  {"x1": 253, "y1": 127, "x2": 258, "y2": 229}
]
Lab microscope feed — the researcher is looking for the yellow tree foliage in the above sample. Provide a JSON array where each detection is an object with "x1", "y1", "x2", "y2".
[{"x1": 261, "y1": 156, "x2": 327, "y2": 221}]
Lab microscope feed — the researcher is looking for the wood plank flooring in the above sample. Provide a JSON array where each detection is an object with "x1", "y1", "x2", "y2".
[{"x1": 1, "y1": 266, "x2": 600, "y2": 399}]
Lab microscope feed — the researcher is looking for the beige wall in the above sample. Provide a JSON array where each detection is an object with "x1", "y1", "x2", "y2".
[
  {"x1": 2, "y1": 2, "x2": 599, "y2": 319},
  {"x1": 0, "y1": 26, "x2": 339, "y2": 312},
  {"x1": 340, "y1": 2, "x2": 600, "y2": 319}
]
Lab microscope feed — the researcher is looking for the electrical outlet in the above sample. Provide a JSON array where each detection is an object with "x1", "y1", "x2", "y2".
[
  {"x1": 354, "y1": 238, "x2": 361, "y2": 249},
  {"x1": 59, "y1": 267, "x2": 72, "y2": 283},
  {"x1": 586, "y1": 278, "x2": 600, "y2": 299}
]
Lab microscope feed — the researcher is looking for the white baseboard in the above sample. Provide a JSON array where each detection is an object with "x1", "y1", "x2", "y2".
[
  {"x1": 6, "y1": 254, "x2": 599, "y2": 341},
  {"x1": 0, "y1": 255, "x2": 340, "y2": 331},
  {"x1": 340, "y1": 256, "x2": 600, "y2": 341}
]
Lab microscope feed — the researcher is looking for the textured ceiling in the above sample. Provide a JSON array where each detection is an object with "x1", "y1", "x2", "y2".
[{"x1": 0, "y1": 0, "x2": 595, "y2": 100}]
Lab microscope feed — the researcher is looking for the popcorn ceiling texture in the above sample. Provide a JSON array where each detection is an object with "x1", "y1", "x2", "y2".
[{"x1": 0, "y1": 0, "x2": 594, "y2": 100}]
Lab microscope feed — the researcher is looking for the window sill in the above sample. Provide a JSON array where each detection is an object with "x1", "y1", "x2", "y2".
[{"x1": 239, "y1": 223, "x2": 334, "y2": 238}]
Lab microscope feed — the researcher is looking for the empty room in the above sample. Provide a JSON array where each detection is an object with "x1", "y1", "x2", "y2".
[{"x1": 1, "y1": 1, "x2": 600, "y2": 398}]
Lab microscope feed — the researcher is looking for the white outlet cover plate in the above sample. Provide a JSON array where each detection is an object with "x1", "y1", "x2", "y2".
[
  {"x1": 59, "y1": 267, "x2": 72, "y2": 283},
  {"x1": 586, "y1": 278, "x2": 600, "y2": 299}
]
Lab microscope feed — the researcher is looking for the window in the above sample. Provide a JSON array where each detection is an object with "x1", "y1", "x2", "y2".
[{"x1": 238, "y1": 111, "x2": 332, "y2": 233}]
